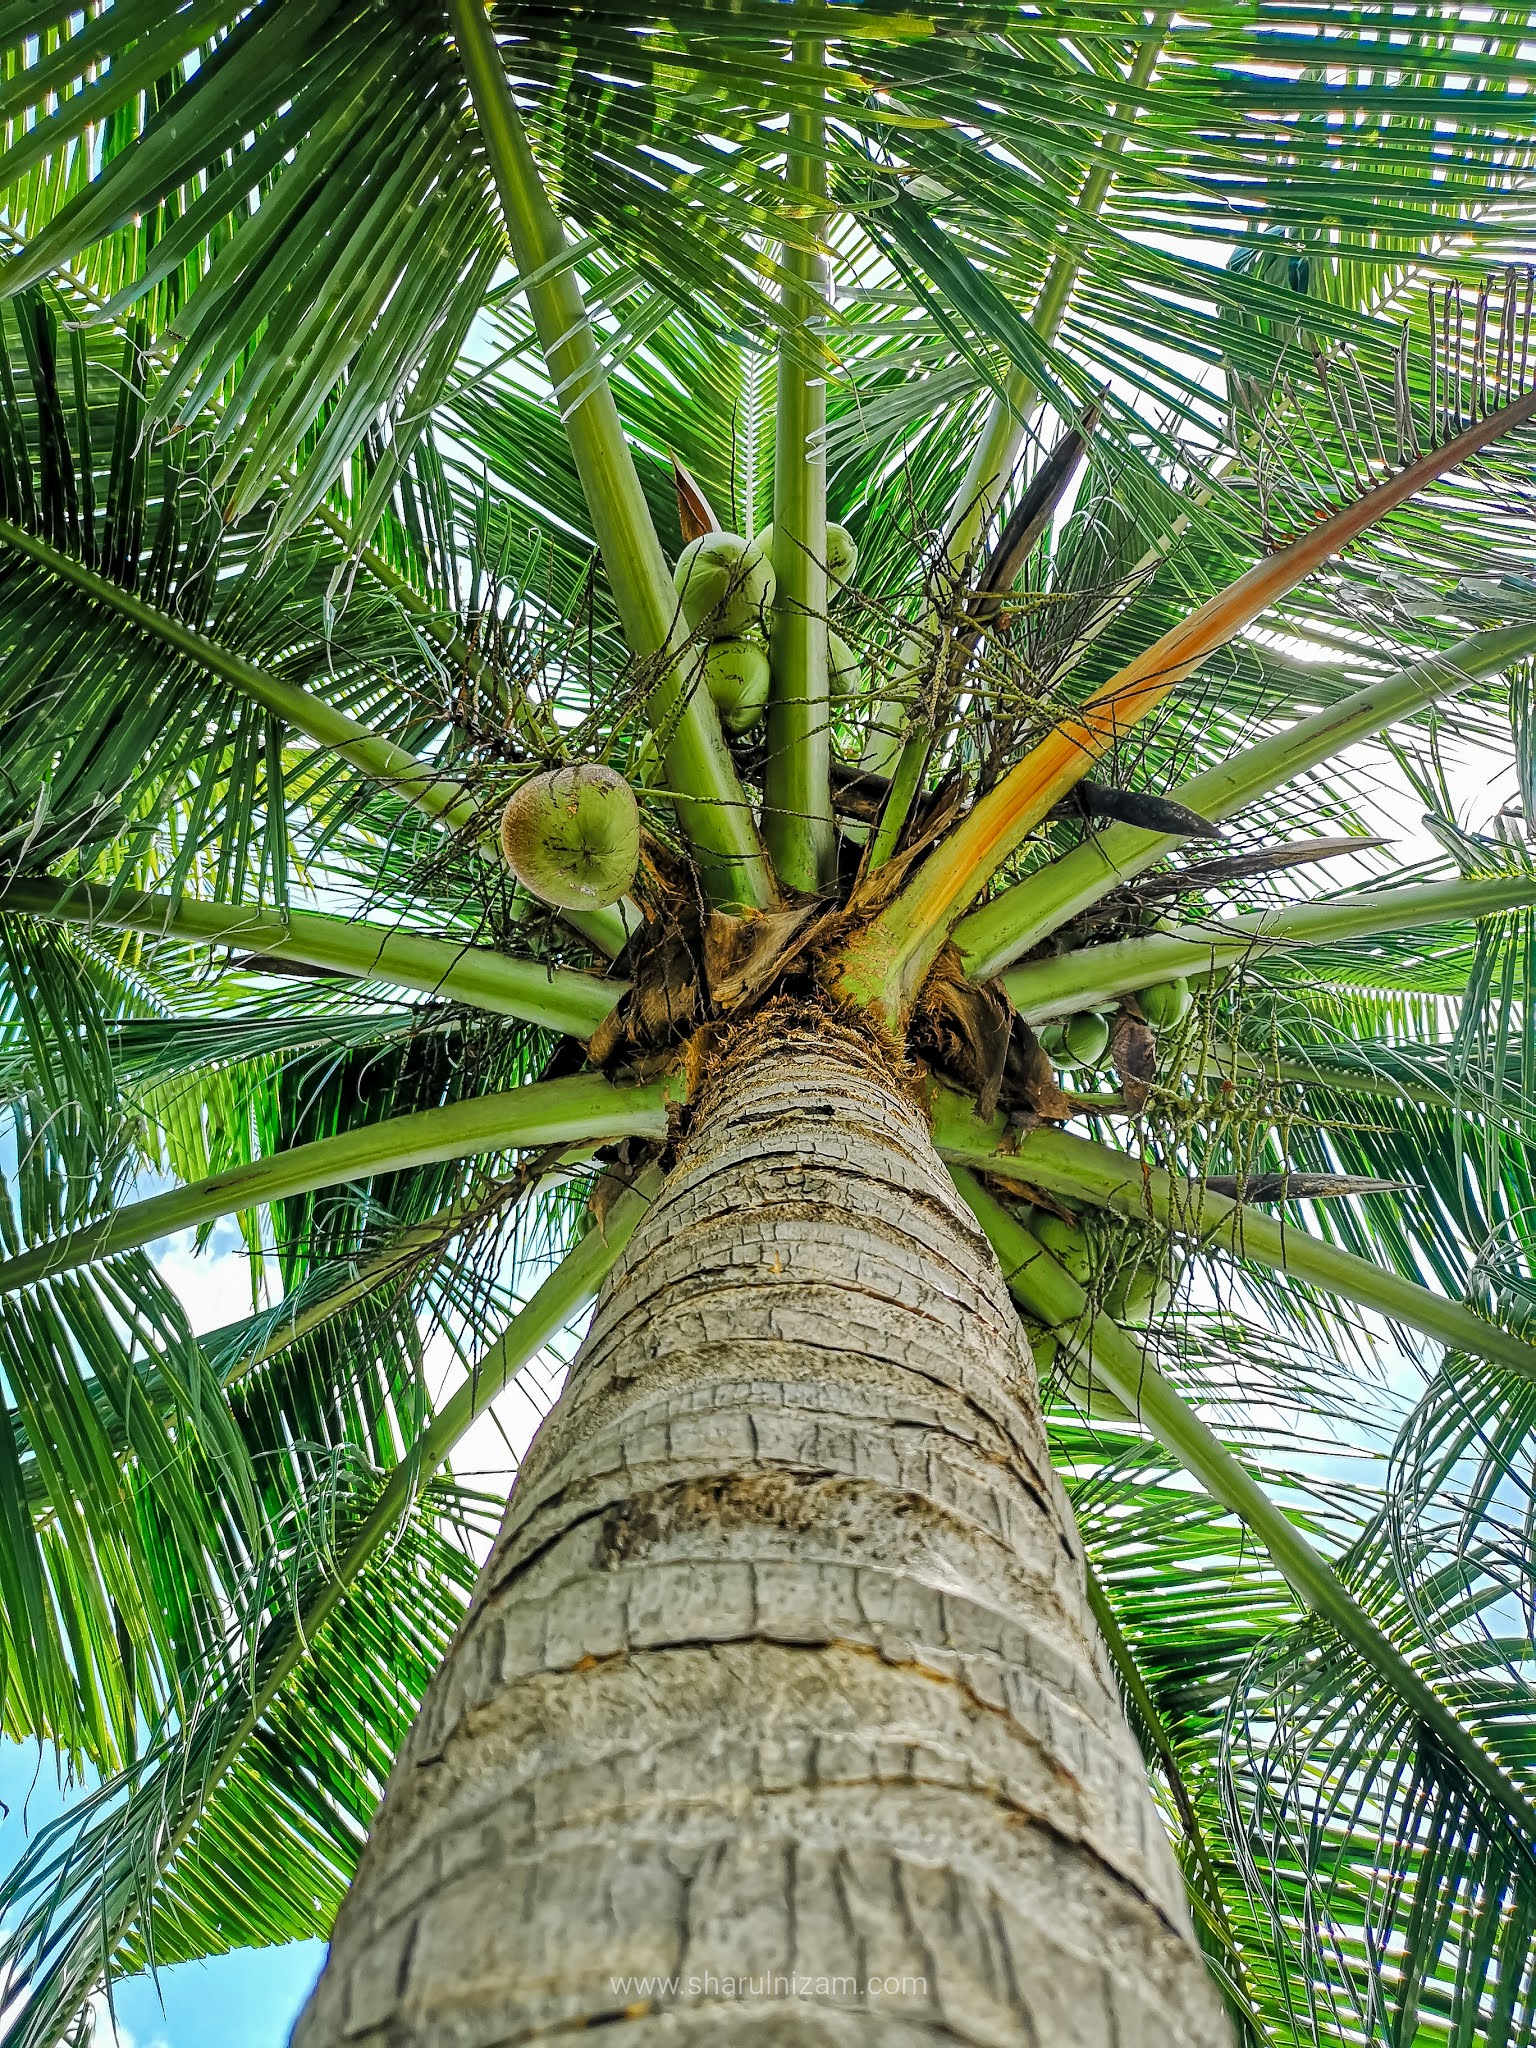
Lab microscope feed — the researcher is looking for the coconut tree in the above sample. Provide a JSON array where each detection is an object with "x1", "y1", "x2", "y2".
[{"x1": 5, "y1": 0, "x2": 1536, "y2": 2040}]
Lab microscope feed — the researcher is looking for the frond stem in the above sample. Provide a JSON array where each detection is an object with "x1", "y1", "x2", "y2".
[
  {"x1": 933, "y1": 1095, "x2": 1536, "y2": 1383},
  {"x1": 445, "y1": 0, "x2": 774, "y2": 909},
  {"x1": 1001, "y1": 873, "x2": 1536, "y2": 1021},
  {"x1": 763, "y1": 42, "x2": 836, "y2": 894},
  {"x1": 1204, "y1": 1036, "x2": 1474, "y2": 1112},
  {"x1": 952, "y1": 1164, "x2": 1536, "y2": 1844},
  {"x1": 0, "y1": 1074, "x2": 676, "y2": 1296},
  {"x1": 0, "y1": 877, "x2": 623, "y2": 1038},
  {"x1": 957, "y1": 623, "x2": 1536, "y2": 979},
  {"x1": 0, "y1": 515, "x2": 484, "y2": 835},
  {"x1": 838, "y1": 382, "x2": 1536, "y2": 1016}
]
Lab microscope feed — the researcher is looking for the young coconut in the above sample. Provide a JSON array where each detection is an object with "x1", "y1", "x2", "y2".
[
  {"x1": 754, "y1": 520, "x2": 858, "y2": 590},
  {"x1": 1106, "y1": 1262, "x2": 1174, "y2": 1326},
  {"x1": 1139, "y1": 976, "x2": 1193, "y2": 1030},
  {"x1": 702, "y1": 639, "x2": 771, "y2": 735},
  {"x1": 673, "y1": 533, "x2": 775, "y2": 637},
  {"x1": 499, "y1": 764, "x2": 640, "y2": 912},
  {"x1": 1025, "y1": 1316, "x2": 1130, "y2": 1421},
  {"x1": 828, "y1": 629, "x2": 865, "y2": 701},
  {"x1": 1022, "y1": 1320, "x2": 1059, "y2": 1374},
  {"x1": 1063, "y1": 1010, "x2": 1111, "y2": 1068},
  {"x1": 826, "y1": 523, "x2": 858, "y2": 589},
  {"x1": 1030, "y1": 1210, "x2": 1094, "y2": 1286}
]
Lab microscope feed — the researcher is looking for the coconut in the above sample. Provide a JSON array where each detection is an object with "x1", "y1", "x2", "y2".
[
  {"x1": 672, "y1": 533, "x2": 775, "y2": 636},
  {"x1": 1035, "y1": 1021, "x2": 1068, "y2": 1060},
  {"x1": 1138, "y1": 976, "x2": 1192, "y2": 1030},
  {"x1": 1106, "y1": 1262, "x2": 1172, "y2": 1326},
  {"x1": 828, "y1": 629, "x2": 864, "y2": 700},
  {"x1": 1187, "y1": 964, "x2": 1236, "y2": 995},
  {"x1": 499, "y1": 764, "x2": 640, "y2": 911},
  {"x1": 1063, "y1": 1010, "x2": 1111, "y2": 1067},
  {"x1": 826, "y1": 523, "x2": 858, "y2": 588},
  {"x1": 702, "y1": 639, "x2": 771, "y2": 734},
  {"x1": 1030, "y1": 1210, "x2": 1093, "y2": 1286},
  {"x1": 753, "y1": 520, "x2": 858, "y2": 590},
  {"x1": 1026, "y1": 1325, "x2": 1059, "y2": 1373}
]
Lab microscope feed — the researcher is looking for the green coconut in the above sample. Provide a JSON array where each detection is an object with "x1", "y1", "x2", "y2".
[
  {"x1": 1138, "y1": 976, "x2": 1192, "y2": 1030},
  {"x1": 828, "y1": 629, "x2": 864, "y2": 700},
  {"x1": 1030, "y1": 1210, "x2": 1093, "y2": 1286},
  {"x1": 673, "y1": 532, "x2": 775, "y2": 636},
  {"x1": 1035, "y1": 1021, "x2": 1068, "y2": 1060},
  {"x1": 702, "y1": 638, "x2": 771, "y2": 734},
  {"x1": 1025, "y1": 1324, "x2": 1059, "y2": 1374},
  {"x1": 1187, "y1": 965, "x2": 1236, "y2": 995},
  {"x1": 1063, "y1": 1010, "x2": 1111, "y2": 1068},
  {"x1": 826, "y1": 523, "x2": 859, "y2": 588},
  {"x1": 499, "y1": 764, "x2": 640, "y2": 912},
  {"x1": 1106, "y1": 1262, "x2": 1173, "y2": 1326},
  {"x1": 1061, "y1": 1360, "x2": 1134, "y2": 1423},
  {"x1": 753, "y1": 520, "x2": 858, "y2": 590}
]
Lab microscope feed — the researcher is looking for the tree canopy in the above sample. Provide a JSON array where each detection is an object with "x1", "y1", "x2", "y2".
[{"x1": 3, "y1": 1, "x2": 1536, "y2": 2042}]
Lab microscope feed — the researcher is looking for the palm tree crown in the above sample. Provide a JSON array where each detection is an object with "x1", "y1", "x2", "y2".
[{"x1": 3, "y1": 1, "x2": 1536, "y2": 2041}]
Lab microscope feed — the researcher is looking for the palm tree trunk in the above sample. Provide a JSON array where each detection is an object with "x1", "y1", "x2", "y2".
[{"x1": 292, "y1": 1012, "x2": 1229, "y2": 2046}]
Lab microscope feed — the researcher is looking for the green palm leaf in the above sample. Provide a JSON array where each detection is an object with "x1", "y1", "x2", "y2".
[{"x1": 8, "y1": 3, "x2": 1536, "y2": 2041}]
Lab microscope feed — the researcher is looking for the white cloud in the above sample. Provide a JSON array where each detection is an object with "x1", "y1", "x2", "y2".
[{"x1": 150, "y1": 1221, "x2": 276, "y2": 1336}]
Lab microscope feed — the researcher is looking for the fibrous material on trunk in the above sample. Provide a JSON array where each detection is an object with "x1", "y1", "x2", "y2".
[{"x1": 293, "y1": 1014, "x2": 1227, "y2": 2045}]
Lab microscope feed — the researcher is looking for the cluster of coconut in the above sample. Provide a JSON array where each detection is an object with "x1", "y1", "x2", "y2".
[
  {"x1": 1022, "y1": 1211, "x2": 1179, "y2": 1386},
  {"x1": 1028, "y1": 1210, "x2": 1175, "y2": 1328},
  {"x1": 1021, "y1": 981, "x2": 1194, "y2": 1358},
  {"x1": 1036, "y1": 975, "x2": 1193, "y2": 1073},
  {"x1": 673, "y1": 524, "x2": 862, "y2": 734},
  {"x1": 500, "y1": 525, "x2": 867, "y2": 913}
]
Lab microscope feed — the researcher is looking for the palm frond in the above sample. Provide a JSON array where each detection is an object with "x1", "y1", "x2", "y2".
[{"x1": 0, "y1": 1464, "x2": 495, "y2": 2048}]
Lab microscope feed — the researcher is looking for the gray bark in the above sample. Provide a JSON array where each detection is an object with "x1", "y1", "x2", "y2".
[{"x1": 293, "y1": 1013, "x2": 1229, "y2": 2046}]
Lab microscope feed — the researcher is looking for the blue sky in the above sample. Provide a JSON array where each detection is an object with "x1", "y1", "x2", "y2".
[
  {"x1": 0, "y1": 1214, "x2": 325, "y2": 2048},
  {"x1": 100, "y1": 1945, "x2": 325, "y2": 2048},
  {"x1": 0, "y1": 1212, "x2": 574, "y2": 2047},
  {"x1": 0, "y1": 1741, "x2": 323, "y2": 2047}
]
